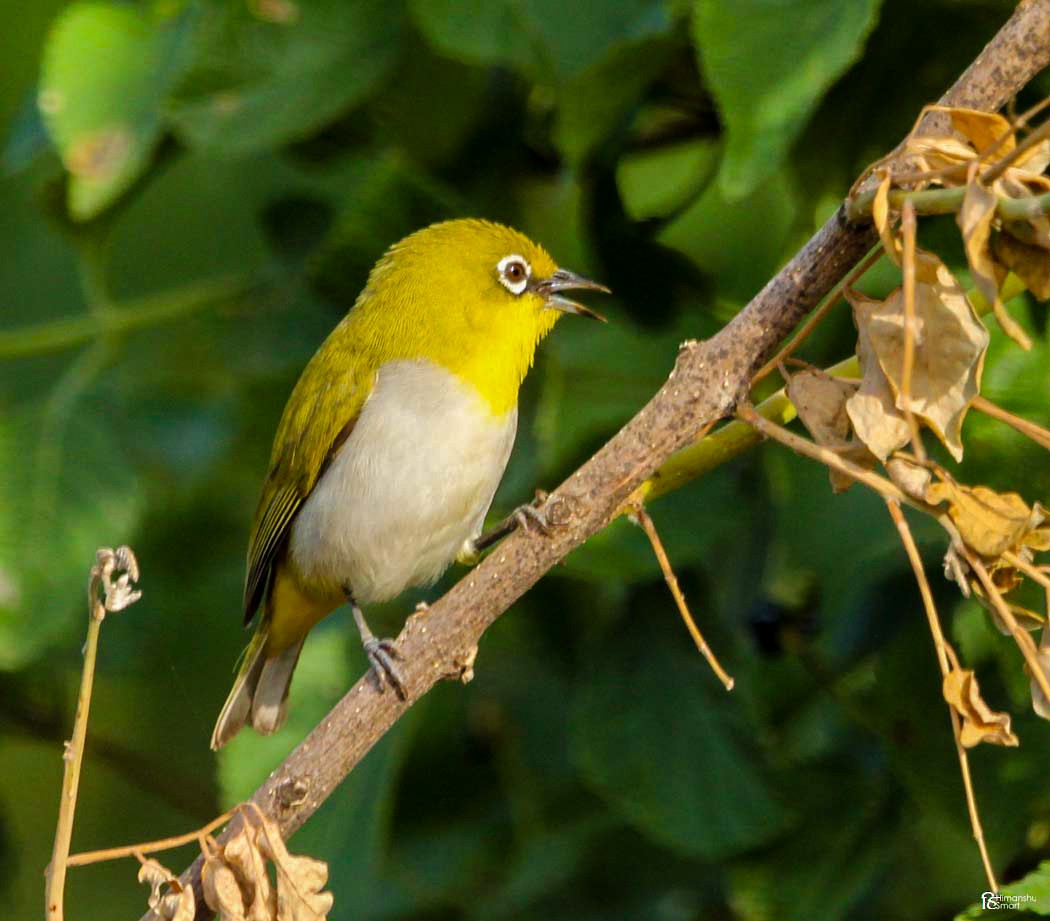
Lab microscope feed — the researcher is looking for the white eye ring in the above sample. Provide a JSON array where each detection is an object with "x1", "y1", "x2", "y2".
[{"x1": 497, "y1": 254, "x2": 531, "y2": 295}]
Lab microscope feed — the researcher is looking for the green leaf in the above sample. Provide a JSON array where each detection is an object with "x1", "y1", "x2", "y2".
[
  {"x1": 555, "y1": 35, "x2": 673, "y2": 168},
  {"x1": 166, "y1": 0, "x2": 402, "y2": 155},
  {"x1": 0, "y1": 404, "x2": 143, "y2": 670},
  {"x1": 571, "y1": 612, "x2": 790, "y2": 859},
  {"x1": 692, "y1": 0, "x2": 882, "y2": 198},
  {"x1": 408, "y1": 0, "x2": 531, "y2": 70},
  {"x1": 616, "y1": 138, "x2": 720, "y2": 220},
  {"x1": 38, "y1": 1, "x2": 188, "y2": 219},
  {"x1": 411, "y1": 0, "x2": 669, "y2": 81},
  {"x1": 659, "y1": 165, "x2": 797, "y2": 303},
  {"x1": 956, "y1": 860, "x2": 1050, "y2": 918}
]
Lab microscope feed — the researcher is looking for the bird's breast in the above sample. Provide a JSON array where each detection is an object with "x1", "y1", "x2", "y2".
[{"x1": 287, "y1": 359, "x2": 517, "y2": 603}]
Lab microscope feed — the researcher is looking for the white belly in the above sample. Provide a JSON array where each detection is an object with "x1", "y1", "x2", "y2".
[{"x1": 288, "y1": 359, "x2": 517, "y2": 604}]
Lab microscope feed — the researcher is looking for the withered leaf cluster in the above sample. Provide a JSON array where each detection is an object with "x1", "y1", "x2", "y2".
[
  {"x1": 785, "y1": 105, "x2": 1050, "y2": 747},
  {"x1": 139, "y1": 808, "x2": 333, "y2": 921}
]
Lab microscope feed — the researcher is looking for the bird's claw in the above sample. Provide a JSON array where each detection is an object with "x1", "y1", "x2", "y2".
[
  {"x1": 363, "y1": 636, "x2": 407, "y2": 699},
  {"x1": 514, "y1": 490, "x2": 551, "y2": 535}
]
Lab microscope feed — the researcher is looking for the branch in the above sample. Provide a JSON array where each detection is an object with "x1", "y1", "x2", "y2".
[{"x1": 145, "y1": 3, "x2": 1050, "y2": 917}]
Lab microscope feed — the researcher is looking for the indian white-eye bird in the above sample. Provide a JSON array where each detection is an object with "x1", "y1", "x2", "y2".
[{"x1": 211, "y1": 219, "x2": 608, "y2": 749}]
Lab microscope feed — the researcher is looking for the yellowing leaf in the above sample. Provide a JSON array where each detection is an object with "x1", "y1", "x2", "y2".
[
  {"x1": 994, "y1": 231, "x2": 1050, "y2": 300},
  {"x1": 872, "y1": 170, "x2": 901, "y2": 264},
  {"x1": 949, "y1": 108, "x2": 1014, "y2": 159},
  {"x1": 926, "y1": 480, "x2": 1031, "y2": 558},
  {"x1": 852, "y1": 257, "x2": 988, "y2": 461},
  {"x1": 943, "y1": 666, "x2": 1019, "y2": 748}
]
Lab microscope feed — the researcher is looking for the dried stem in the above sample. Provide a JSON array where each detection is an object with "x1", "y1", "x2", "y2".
[
  {"x1": 884, "y1": 501, "x2": 997, "y2": 892},
  {"x1": 964, "y1": 548, "x2": 1050, "y2": 703},
  {"x1": 630, "y1": 504, "x2": 735, "y2": 690},
  {"x1": 982, "y1": 112, "x2": 1050, "y2": 184},
  {"x1": 972, "y1": 395, "x2": 1050, "y2": 451},
  {"x1": 46, "y1": 547, "x2": 141, "y2": 921},
  {"x1": 736, "y1": 403, "x2": 917, "y2": 509},
  {"x1": 752, "y1": 244, "x2": 883, "y2": 385},
  {"x1": 66, "y1": 809, "x2": 236, "y2": 868},
  {"x1": 900, "y1": 200, "x2": 927, "y2": 461}
]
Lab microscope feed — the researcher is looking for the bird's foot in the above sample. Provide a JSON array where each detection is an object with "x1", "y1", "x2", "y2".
[
  {"x1": 362, "y1": 635, "x2": 407, "y2": 699},
  {"x1": 513, "y1": 490, "x2": 551, "y2": 534},
  {"x1": 349, "y1": 596, "x2": 408, "y2": 699},
  {"x1": 465, "y1": 490, "x2": 554, "y2": 559}
]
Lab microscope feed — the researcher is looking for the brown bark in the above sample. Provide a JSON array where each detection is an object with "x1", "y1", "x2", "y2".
[{"x1": 144, "y1": 2, "x2": 1050, "y2": 916}]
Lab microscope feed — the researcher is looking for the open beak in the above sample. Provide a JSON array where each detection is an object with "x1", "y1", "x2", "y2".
[{"x1": 530, "y1": 268, "x2": 610, "y2": 322}]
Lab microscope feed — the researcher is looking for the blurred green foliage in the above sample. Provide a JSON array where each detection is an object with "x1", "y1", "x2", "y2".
[{"x1": 2, "y1": 1, "x2": 1050, "y2": 919}]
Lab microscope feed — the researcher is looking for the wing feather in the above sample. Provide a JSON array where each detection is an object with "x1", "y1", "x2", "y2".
[{"x1": 241, "y1": 318, "x2": 375, "y2": 624}]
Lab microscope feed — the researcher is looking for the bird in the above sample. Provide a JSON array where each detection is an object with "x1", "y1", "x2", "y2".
[{"x1": 210, "y1": 219, "x2": 608, "y2": 749}]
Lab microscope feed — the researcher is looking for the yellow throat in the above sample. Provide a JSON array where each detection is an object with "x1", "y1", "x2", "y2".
[{"x1": 348, "y1": 219, "x2": 583, "y2": 414}]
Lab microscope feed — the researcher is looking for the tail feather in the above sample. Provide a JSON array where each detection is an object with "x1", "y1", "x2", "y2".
[
  {"x1": 251, "y1": 640, "x2": 305, "y2": 735},
  {"x1": 211, "y1": 627, "x2": 269, "y2": 750}
]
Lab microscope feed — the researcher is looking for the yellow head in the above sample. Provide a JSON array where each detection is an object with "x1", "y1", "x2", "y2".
[{"x1": 349, "y1": 219, "x2": 607, "y2": 414}]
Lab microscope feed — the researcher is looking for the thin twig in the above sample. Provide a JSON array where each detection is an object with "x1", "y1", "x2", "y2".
[
  {"x1": 900, "y1": 199, "x2": 927, "y2": 461},
  {"x1": 972, "y1": 395, "x2": 1050, "y2": 451},
  {"x1": 630, "y1": 504, "x2": 734, "y2": 690},
  {"x1": 736, "y1": 403, "x2": 918, "y2": 509},
  {"x1": 885, "y1": 501, "x2": 997, "y2": 892},
  {"x1": 1003, "y1": 550, "x2": 1050, "y2": 591},
  {"x1": 982, "y1": 115, "x2": 1050, "y2": 184},
  {"x1": 66, "y1": 809, "x2": 236, "y2": 867},
  {"x1": 45, "y1": 548, "x2": 142, "y2": 920},
  {"x1": 752, "y1": 244, "x2": 883, "y2": 385},
  {"x1": 964, "y1": 548, "x2": 1050, "y2": 703}
]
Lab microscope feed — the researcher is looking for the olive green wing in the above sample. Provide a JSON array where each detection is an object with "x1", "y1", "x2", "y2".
[{"x1": 243, "y1": 328, "x2": 374, "y2": 624}]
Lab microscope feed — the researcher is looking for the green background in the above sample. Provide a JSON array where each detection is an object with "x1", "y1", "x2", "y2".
[{"x1": 3, "y1": 1, "x2": 1050, "y2": 918}]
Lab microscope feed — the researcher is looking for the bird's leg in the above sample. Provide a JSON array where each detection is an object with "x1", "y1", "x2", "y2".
[
  {"x1": 345, "y1": 587, "x2": 407, "y2": 699},
  {"x1": 457, "y1": 490, "x2": 551, "y2": 564}
]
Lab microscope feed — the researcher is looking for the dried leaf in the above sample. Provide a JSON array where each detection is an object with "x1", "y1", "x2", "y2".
[
  {"x1": 926, "y1": 480, "x2": 1031, "y2": 558},
  {"x1": 873, "y1": 170, "x2": 900, "y2": 264},
  {"x1": 958, "y1": 172, "x2": 1010, "y2": 327},
  {"x1": 949, "y1": 108, "x2": 1014, "y2": 160},
  {"x1": 203, "y1": 851, "x2": 249, "y2": 921},
  {"x1": 943, "y1": 666, "x2": 1019, "y2": 747},
  {"x1": 886, "y1": 456, "x2": 932, "y2": 500},
  {"x1": 845, "y1": 293, "x2": 911, "y2": 462},
  {"x1": 138, "y1": 858, "x2": 174, "y2": 911},
  {"x1": 994, "y1": 231, "x2": 1050, "y2": 300},
  {"x1": 785, "y1": 369, "x2": 876, "y2": 492},
  {"x1": 852, "y1": 257, "x2": 988, "y2": 461},
  {"x1": 137, "y1": 858, "x2": 195, "y2": 921},
  {"x1": 224, "y1": 823, "x2": 276, "y2": 921},
  {"x1": 903, "y1": 135, "x2": 976, "y2": 187},
  {"x1": 786, "y1": 371, "x2": 854, "y2": 445},
  {"x1": 256, "y1": 814, "x2": 333, "y2": 921}
]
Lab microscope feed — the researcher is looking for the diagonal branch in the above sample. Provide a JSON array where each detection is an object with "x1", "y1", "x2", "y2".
[{"x1": 143, "y1": 3, "x2": 1050, "y2": 917}]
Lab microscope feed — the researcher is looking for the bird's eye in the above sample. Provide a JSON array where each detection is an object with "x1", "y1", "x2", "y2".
[{"x1": 497, "y1": 254, "x2": 531, "y2": 295}]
